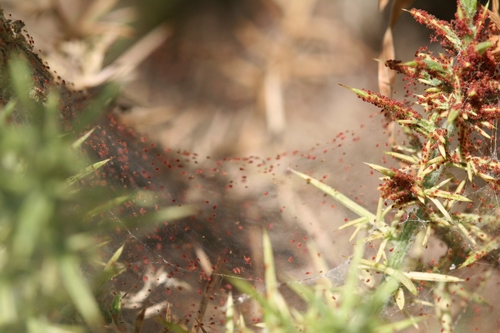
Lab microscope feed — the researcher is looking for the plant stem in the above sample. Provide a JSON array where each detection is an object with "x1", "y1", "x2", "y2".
[{"x1": 388, "y1": 121, "x2": 457, "y2": 269}]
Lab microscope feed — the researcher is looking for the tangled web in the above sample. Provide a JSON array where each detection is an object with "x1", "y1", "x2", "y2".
[
  {"x1": 86, "y1": 103, "x2": 500, "y2": 332},
  {"x1": 86, "y1": 107, "x2": 385, "y2": 331}
]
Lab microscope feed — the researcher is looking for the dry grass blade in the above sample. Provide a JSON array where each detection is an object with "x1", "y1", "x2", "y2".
[
  {"x1": 389, "y1": 0, "x2": 415, "y2": 29},
  {"x1": 378, "y1": 28, "x2": 395, "y2": 98},
  {"x1": 486, "y1": 5, "x2": 500, "y2": 59},
  {"x1": 79, "y1": 0, "x2": 120, "y2": 25},
  {"x1": 80, "y1": 23, "x2": 171, "y2": 88},
  {"x1": 195, "y1": 319, "x2": 209, "y2": 333},
  {"x1": 264, "y1": 66, "x2": 285, "y2": 140},
  {"x1": 111, "y1": 23, "x2": 171, "y2": 76},
  {"x1": 194, "y1": 255, "x2": 222, "y2": 333},
  {"x1": 487, "y1": 8, "x2": 500, "y2": 31},
  {"x1": 379, "y1": 0, "x2": 414, "y2": 148},
  {"x1": 133, "y1": 307, "x2": 146, "y2": 333},
  {"x1": 379, "y1": 0, "x2": 390, "y2": 11},
  {"x1": 378, "y1": 0, "x2": 415, "y2": 98}
]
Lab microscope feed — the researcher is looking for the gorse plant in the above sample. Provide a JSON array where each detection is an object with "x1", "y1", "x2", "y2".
[
  {"x1": 0, "y1": 8, "x2": 199, "y2": 332},
  {"x1": 284, "y1": 0, "x2": 500, "y2": 331},
  {"x1": 346, "y1": 0, "x2": 500, "y2": 269},
  {"x1": 0, "y1": 58, "x2": 115, "y2": 331}
]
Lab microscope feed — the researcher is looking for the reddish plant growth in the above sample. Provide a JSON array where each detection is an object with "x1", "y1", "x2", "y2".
[{"x1": 346, "y1": 1, "x2": 500, "y2": 274}]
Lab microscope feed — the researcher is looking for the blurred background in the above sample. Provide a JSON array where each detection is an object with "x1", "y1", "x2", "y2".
[{"x1": 0, "y1": 0, "x2": 465, "y2": 160}]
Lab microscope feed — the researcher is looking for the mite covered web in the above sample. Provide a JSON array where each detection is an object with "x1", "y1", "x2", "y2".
[
  {"x1": 443, "y1": 127, "x2": 500, "y2": 332},
  {"x1": 84, "y1": 102, "x2": 500, "y2": 332},
  {"x1": 83, "y1": 108, "x2": 385, "y2": 332}
]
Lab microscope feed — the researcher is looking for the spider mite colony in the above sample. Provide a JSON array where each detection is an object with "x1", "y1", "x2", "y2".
[{"x1": 1, "y1": 1, "x2": 500, "y2": 332}]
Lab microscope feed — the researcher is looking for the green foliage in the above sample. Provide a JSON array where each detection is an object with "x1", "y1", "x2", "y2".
[
  {"x1": 0, "y1": 55, "x2": 197, "y2": 332},
  {"x1": 0, "y1": 58, "x2": 120, "y2": 332},
  {"x1": 226, "y1": 232, "x2": 423, "y2": 333},
  {"x1": 459, "y1": 0, "x2": 477, "y2": 23}
]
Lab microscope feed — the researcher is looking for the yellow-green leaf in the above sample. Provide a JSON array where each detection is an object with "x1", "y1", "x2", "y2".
[
  {"x1": 459, "y1": 237, "x2": 500, "y2": 268},
  {"x1": 359, "y1": 259, "x2": 417, "y2": 295},
  {"x1": 290, "y1": 169, "x2": 376, "y2": 222},
  {"x1": 404, "y1": 271, "x2": 463, "y2": 282}
]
